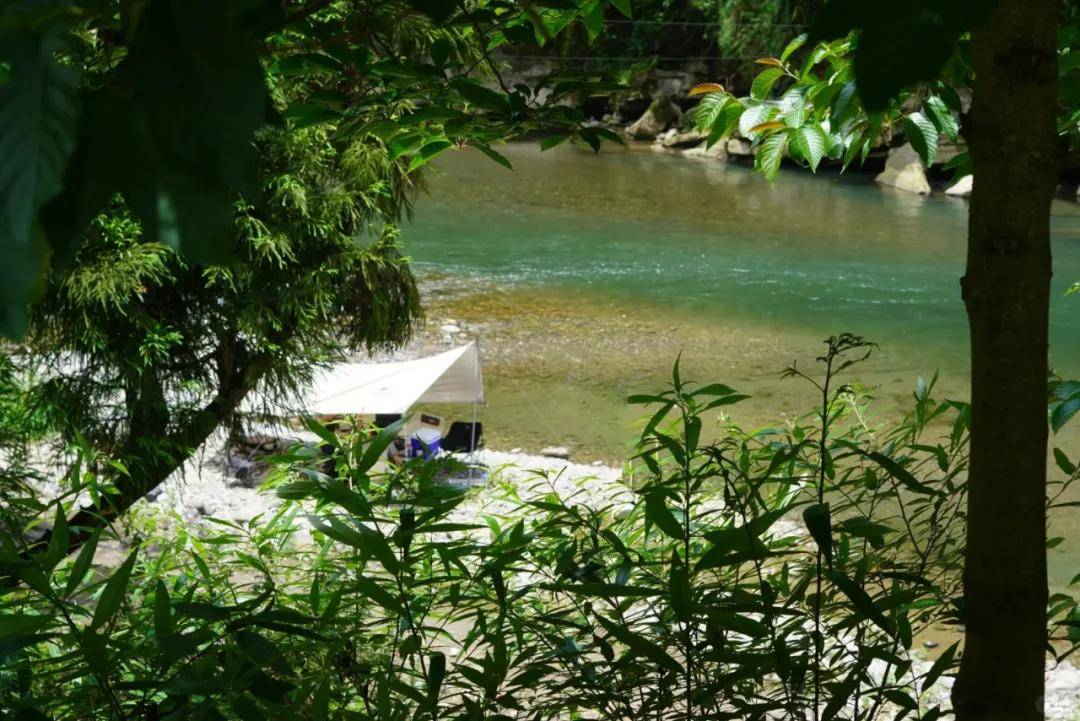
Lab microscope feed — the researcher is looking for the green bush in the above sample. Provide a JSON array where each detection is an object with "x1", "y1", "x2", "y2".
[{"x1": 1, "y1": 337, "x2": 1077, "y2": 719}]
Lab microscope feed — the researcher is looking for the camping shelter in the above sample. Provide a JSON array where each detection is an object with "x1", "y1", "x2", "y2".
[{"x1": 298, "y1": 342, "x2": 484, "y2": 415}]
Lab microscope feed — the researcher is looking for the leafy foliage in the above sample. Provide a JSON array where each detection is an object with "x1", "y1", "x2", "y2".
[
  {"x1": 4, "y1": 340, "x2": 1075, "y2": 718},
  {"x1": 0, "y1": 0, "x2": 626, "y2": 338}
]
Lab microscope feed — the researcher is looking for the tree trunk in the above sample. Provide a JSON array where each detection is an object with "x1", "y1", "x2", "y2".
[
  {"x1": 953, "y1": 1, "x2": 1059, "y2": 719},
  {"x1": 0, "y1": 357, "x2": 261, "y2": 591}
]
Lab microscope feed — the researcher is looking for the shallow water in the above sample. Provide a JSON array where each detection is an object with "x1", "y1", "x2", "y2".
[{"x1": 401, "y1": 141, "x2": 1080, "y2": 588}]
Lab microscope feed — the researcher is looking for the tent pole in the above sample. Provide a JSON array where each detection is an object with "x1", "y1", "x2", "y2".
[{"x1": 469, "y1": 340, "x2": 480, "y2": 481}]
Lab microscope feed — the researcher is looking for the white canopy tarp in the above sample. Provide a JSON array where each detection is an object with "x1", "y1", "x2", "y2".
[{"x1": 295, "y1": 343, "x2": 483, "y2": 415}]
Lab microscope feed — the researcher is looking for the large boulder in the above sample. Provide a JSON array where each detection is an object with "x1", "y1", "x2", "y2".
[
  {"x1": 661, "y1": 128, "x2": 707, "y2": 149},
  {"x1": 726, "y1": 137, "x2": 753, "y2": 158},
  {"x1": 626, "y1": 95, "x2": 682, "y2": 140},
  {"x1": 875, "y1": 143, "x2": 931, "y2": 195},
  {"x1": 682, "y1": 141, "x2": 727, "y2": 161},
  {"x1": 945, "y1": 174, "x2": 973, "y2": 198}
]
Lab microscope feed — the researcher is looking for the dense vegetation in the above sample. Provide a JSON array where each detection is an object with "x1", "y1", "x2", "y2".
[
  {"x1": 1, "y1": 1, "x2": 1078, "y2": 720},
  {"x1": 4, "y1": 339, "x2": 1075, "y2": 718}
]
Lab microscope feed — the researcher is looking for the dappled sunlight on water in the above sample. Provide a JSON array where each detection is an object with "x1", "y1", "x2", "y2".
[{"x1": 402, "y1": 142, "x2": 1080, "y2": 588}]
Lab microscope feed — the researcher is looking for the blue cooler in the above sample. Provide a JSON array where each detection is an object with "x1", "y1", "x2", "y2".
[{"x1": 410, "y1": 427, "x2": 441, "y2": 459}]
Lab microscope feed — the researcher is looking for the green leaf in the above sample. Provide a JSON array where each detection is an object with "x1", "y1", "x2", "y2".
[
  {"x1": 755, "y1": 132, "x2": 787, "y2": 181},
  {"x1": 426, "y1": 651, "x2": 447, "y2": 708},
  {"x1": 922, "y1": 641, "x2": 959, "y2": 690},
  {"x1": 91, "y1": 549, "x2": 138, "y2": 630},
  {"x1": 452, "y1": 79, "x2": 510, "y2": 115},
  {"x1": 738, "y1": 104, "x2": 775, "y2": 139},
  {"x1": 704, "y1": 608, "x2": 769, "y2": 637},
  {"x1": 408, "y1": 139, "x2": 455, "y2": 171},
  {"x1": 802, "y1": 503, "x2": 832, "y2": 568},
  {"x1": 153, "y1": 580, "x2": 172, "y2": 639},
  {"x1": 780, "y1": 34, "x2": 808, "y2": 63},
  {"x1": 644, "y1": 490, "x2": 683, "y2": 540},
  {"x1": 596, "y1": 616, "x2": 681, "y2": 673},
  {"x1": 1052, "y1": 391, "x2": 1080, "y2": 433},
  {"x1": 750, "y1": 66, "x2": 784, "y2": 101},
  {"x1": 474, "y1": 143, "x2": 513, "y2": 170},
  {"x1": 694, "y1": 92, "x2": 728, "y2": 131},
  {"x1": 902, "y1": 111, "x2": 939, "y2": 166},
  {"x1": 839, "y1": 444, "x2": 940, "y2": 495},
  {"x1": 668, "y1": 553, "x2": 692, "y2": 622},
  {"x1": 836, "y1": 516, "x2": 894, "y2": 548},
  {"x1": 789, "y1": 125, "x2": 826, "y2": 172},
  {"x1": 42, "y1": 503, "x2": 69, "y2": 570},
  {"x1": 0, "y1": 25, "x2": 80, "y2": 337},
  {"x1": 1054, "y1": 447, "x2": 1076, "y2": 476},
  {"x1": 924, "y1": 95, "x2": 959, "y2": 141},
  {"x1": 64, "y1": 527, "x2": 100, "y2": 596},
  {"x1": 830, "y1": 570, "x2": 895, "y2": 638},
  {"x1": 607, "y1": 0, "x2": 632, "y2": 19}
]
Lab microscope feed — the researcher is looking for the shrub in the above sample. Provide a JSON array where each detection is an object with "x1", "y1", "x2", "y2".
[{"x1": 1, "y1": 336, "x2": 1076, "y2": 720}]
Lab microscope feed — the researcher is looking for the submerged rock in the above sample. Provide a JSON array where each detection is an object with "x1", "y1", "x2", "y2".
[
  {"x1": 682, "y1": 141, "x2": 727, "y2": 161},
  {"x1": 726, "y1": 137, "x2": 753, "y2": 158},
  {"x1": 626, "y1": 95, "x2": 682, "y2": 140},
  {"x1": 661, "y1": 128, "x2": 707, "y2": 149},
  {"x1": 541, "y1": 446, "x2": 571, "y2": 460},
  {"x1": 945, "y1": 174, "x2": 973, "y2": 198},
  {"x1": 875, "y1": 143, "x2": 931, "y2": 195}
]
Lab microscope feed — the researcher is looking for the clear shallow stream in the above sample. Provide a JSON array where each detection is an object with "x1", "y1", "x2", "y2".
[{"x1": 402, "y1": 142, "x2": 1080, "y2": 588}]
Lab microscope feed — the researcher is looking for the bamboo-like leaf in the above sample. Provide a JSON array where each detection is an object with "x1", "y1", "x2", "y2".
[{"x1": 91, "y1": 549, "x2": 138, "y2": 630}]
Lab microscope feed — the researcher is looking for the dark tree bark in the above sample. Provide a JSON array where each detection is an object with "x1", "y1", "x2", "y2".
[{"x1": 953, "y1": 0, "x2": 1059, "y2": 719}]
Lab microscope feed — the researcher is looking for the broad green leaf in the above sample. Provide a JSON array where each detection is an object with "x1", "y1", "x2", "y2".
[
  {"x1": 452, "y1": 79, "x2": 510, "y2": 115},
  {"x1": 924, "y1": 95, "x2": 959, "y2": 141},
  {"x1": 706, "y1": 101, "x2": 744, "y2": 148},
  {"x1": 902, "y1": 111, "x2": 939, "y2": 167},
  {"x1": 738, "y1": 104, "x2": 775, "y2": 139},
  {"x1": 780, "y1": 34, "x2": 808, "y2": 63},
  {"x1": 91, "y1": 549, "x2": 138, "y2": 630},
  {"x1": 789, "y1": 125, "x2": 827, "y2": 172},
  {"x1": 751, "y1": 66, "x2": 784, "y2": 100},
  {"x1": 755, "y1": 132, "x2": 787, "y2": 181},
  {"x1": 408, "y1": 139, "x2": 455, "y2": 171},
  {"x1": 694, "y1": 91, "x2": 728, "y2": 131}
]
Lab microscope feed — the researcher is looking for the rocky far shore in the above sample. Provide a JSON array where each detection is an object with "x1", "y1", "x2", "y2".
[{"x1": 583, "y1": 92, "x2": 1078, "y2": 202}]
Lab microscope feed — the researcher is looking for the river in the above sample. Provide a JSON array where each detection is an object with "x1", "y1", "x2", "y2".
[{"x1": 402, "y1": 141, "x2": 1080, "y2": 589}]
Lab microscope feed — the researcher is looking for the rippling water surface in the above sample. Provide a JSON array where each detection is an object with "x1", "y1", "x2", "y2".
[{"x1": 402, "y1": 142, "x2": 1080, "y2": 588}]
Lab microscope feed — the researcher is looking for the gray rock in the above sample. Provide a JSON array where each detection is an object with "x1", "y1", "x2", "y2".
[
  {"x1": 682, "y1": 141, "x2": 728, "y2": 161},
  {"x1": 726, "y1": 137, "x2": 753, "y2": 157},
  {"x1": 626, "y1": 95, "x2": 682, "y2": 140},
  {"x1": 923, "y1": 639, "x2": 940, "y2": 649},
  {"x1": 875, "y1": 143, "x2": 931, "y2": 195},
  {"x1": 661, "y1": 128, "x2": 707, "y2": 149},
  {"x1": 945, "y1": 174, "x2": 973, "y2": 198},
  {"x1": 541, "y1": 446, "x2": 571, "y2": 460}
]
